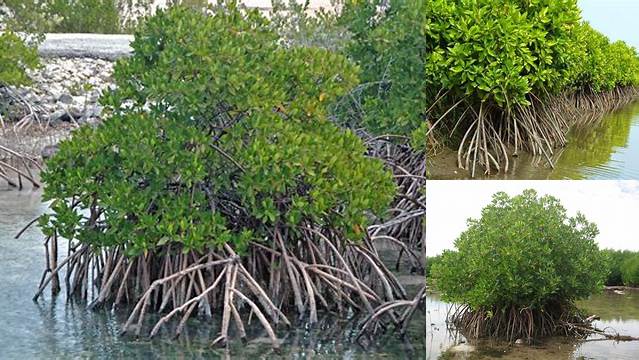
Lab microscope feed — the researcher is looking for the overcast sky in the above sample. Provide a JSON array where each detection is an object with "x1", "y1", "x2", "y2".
[
  {"x1": 426, "y1": 181, "x2": 639, "y2": 257},
  {"x1": 579, "y1": 0, "x2": 639, "y2": 49}
]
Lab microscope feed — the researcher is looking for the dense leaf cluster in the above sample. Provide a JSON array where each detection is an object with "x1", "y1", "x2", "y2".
[
  {"x1": 432, "y1": 190, "x2": 607, "y2": 310},
  {"x1": 0, "y1": 31, "x2": 39, "y2": 86},
  {"x1": 570, "y1": 23, "x2": 639, "y2": 92},
  {"x1": 337, "y1": 0, "x2": 639, "y2": 140},
  {"x1": 338, "y1": 0, "x2": 427, "y2": 136},
  {"x1": 602, "y1": 250, "x2": 639, "y2": 287},
  {"x1": 41, "y1": 5, "x2": 396, "y2": 256},
  {"x1": 422, "y1": 0, "x2": 582, "y2": 107}
]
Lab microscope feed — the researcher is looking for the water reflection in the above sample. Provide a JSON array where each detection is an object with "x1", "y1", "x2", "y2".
[
  {"x1": 0, "y1": 189, "x2": 425, "y2": 359},
  {"x1": 427, "y1": 291, "x2": 639, "y2": 359},
  {"x1": 429, "y1": 101, "x2": 639, "y2": 180}
]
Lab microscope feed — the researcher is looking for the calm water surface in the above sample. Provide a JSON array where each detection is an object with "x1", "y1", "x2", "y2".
[
  {"x1": 0, "y1": 189, "x2": 425, "y2": 359},
  {"x1": 427, "y1": 292, "x2": 639, "y2": 360},
  {"x1": 429, "y1": 102, "x2": 639, "y2": 180}
]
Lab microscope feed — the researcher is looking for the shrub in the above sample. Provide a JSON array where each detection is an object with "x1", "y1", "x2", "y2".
[
  {"x1": 570, "y1": 23, "x2": 639, "y2": 92},
  {"x1": 46, "y1": 0, "x2": 123, "y2": 33},
  {"x1": 41, "y1": 5, "x2": 396, "y2": 255},
  {"x1": 622, "y1": 255, "x2": 639, "y2": 287},
  {"x1": 424, "y1": 255, "x2": 441, "y2": 279},
  {"x1": 434, "y1": 189, "x2": 606, "y2": 309},
  {"x1": 432, "y1": 190, "x2": 607, "y2": 339},
  {"x1": 338, "y1": 0, "x2": 427, "y2": 136},
  {"x1": 422, "y1": 0, "x2": 581, "y2": 108},
  {"x1": 0, "y1": 32, "x2": 39, "y2": 87}
]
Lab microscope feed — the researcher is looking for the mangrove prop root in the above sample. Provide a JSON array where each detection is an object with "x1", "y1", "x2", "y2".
[
  {"x1": 431, "y1": 86, "x2": 639, "y2": 176},
  {"x1": 363, "y1": 132, "x2": 425, "y2": 272},
  {"x1": 446, "y1": 302, "x2": 619, "y2": 342},
  {"x1": 0, "y1": 144, "x2": 41, "y2": 189},
  {"x1": 33, "y1": 226, "x2": 410, "y2": 348},
  {"x1": 356, "y1": 285, "x2": 426, "y2": 342}
]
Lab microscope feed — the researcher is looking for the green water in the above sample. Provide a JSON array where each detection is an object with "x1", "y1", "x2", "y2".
[
  {"x1": 429, "y1": 102, "x2": 639, "y2": 180},
  {"x1": 427, "y1": 292, "x2": 639, "y2": 360},
  {"x1": 0, "y1": 189, "x2": 425, "y2": 359}
]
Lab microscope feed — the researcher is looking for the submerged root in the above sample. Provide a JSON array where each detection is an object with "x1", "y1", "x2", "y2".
[
  {"x1": 356, "y1": 284, "x2": 426, "y2": 343},
  {"x1": 363, "y1": 133, "x2": 425, "y2": 273},
  {"x1": 448, "y1": 302, "x2": 595, "y2": 342},
  {"x1": 32, "y1": 225, "x2": 410, "y2": 348},
  {"x1": 0, "y1": 144, "x2": 41, "y2": 189},
  {"x1": 435, "y1": 86, "x2": 639, "y2": 176}
]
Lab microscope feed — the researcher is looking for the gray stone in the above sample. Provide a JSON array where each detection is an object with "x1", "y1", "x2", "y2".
[
  {"x1": 58, "y1": 93, "x2": 73, "y2": 104},
  {"x1": 48, "y1": 109, "x2": 70, "y2": 123},
  {"x1": 41, "y1": 144, "x2": 59, "y2": 160}
]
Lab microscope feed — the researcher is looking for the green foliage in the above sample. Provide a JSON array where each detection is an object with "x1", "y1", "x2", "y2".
[
  {"x1": 422, "y1": 0, "x2": 581, "y2": 108},
  {"x1": 622, "y1": 256, "x2": 639, "y2": 287},
  {"x1": 41, "y1": 4, "x2": 396, "y2": 256},
  {"x1": 603, "y1": 249, "x2": 639, "y2": 287},
  {"x1": 46, "y1": 0, "x2": 123, "y2": 33},
  {"x1": 270, "y1": 0, "x2": 348, "y2": 51},
  {"x1": 0, "y1": 32, "x2": 39, "y2": 86},
  {"x1": 425, "y1": 255, "x2": 441, "y2": 279},
  {"x1": 338, "y1": 0, "x2": 427, "y2": 136},
  {"x1": 1, "y1": 0, "x2": 156, "y2": 34},
  {"x1": 570, "y1": 23, "x2": 639, "y2": 92},
  {"x1": 432, "y1": 190, "x2": 607, "y2": 310}
]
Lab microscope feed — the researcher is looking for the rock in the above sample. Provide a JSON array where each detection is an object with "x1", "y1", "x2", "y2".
[
  {"x1": 58, "y1": 93, "x2": 73, "y2": 104},
  {"x1": 48, "y1": 109, "x2": 70, "y2": 123},
  {"x1": 41, "y1": 144, "x2": 59, "y2": 160},
  {"x1": 69, "y1": 105, "x2": 84, "y2": 119}
]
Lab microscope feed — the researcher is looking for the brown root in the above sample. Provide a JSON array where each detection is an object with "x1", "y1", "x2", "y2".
[
  {"x1": 363, "y1": 132, "x2": 425, "y2": 273},
  {"x1": 0, "y1": 144, "x2": 41, "y2": 189},
  {"x1": 430, "y1": 86, "x2": 639, "y2": 177},
  {"x1": 33, "y1": 224, "x2": 410, "y2": 348},
  {"x1": 448, "y1": 302, "x2": 596, "y2": 342}
]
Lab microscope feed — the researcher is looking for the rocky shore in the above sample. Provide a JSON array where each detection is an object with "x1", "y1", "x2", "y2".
[
  {"x1": 1, "y1": 34, "x2": 131, "y2": 160},
  {"x1": 2, "y1": 57, "x2": 114, "y2": 128}
]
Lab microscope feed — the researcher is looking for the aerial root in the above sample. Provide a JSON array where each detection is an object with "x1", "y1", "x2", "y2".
[
  {"x1": 363, "y1": 131, "x2": 425, "y2": 272},
  {"x1": 356, "y1": 284, "x2": 426, "y2": 342},
  {"x1": 0, "y1": 144, "x2": 41, "y2": 189},
  {"x1": 430, "y1": 86, "x2": 639, "y2": 176},
  {"x1": 32, "y1": 224, "x2": 409, "y2": 348},
  {"x1": 447, "y1": 302, "x2": 612, "y2": 342}
]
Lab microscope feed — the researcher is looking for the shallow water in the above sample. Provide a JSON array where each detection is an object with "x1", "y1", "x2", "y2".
[
  {"x1": 0, "y1": 189, "x2": 425, "y2": 359},
  {"x1": 429, "y1": 101, "x2": 639, "y2": 180},
  {"x1": 427, "y1": 291, "x2": 639, "y2": 360}
]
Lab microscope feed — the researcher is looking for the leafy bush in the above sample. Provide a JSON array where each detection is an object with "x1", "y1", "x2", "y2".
[
  {"x1": 0, "y1": 32, "x2": 39, "y2": 86},
  {"x1": 46, "y1": 0, "x2": 123, "y2": 33},
  {"x1": 338, "y1": 0, "x2": 427, "y2": 136},
  {"x1": 622, "y1": 256, "x2": 639, "y2": 287},
  {"x1": 570, "y1": 23, "x2": 639, "y2": 92},
  {"x1": 1, "y1": 0, "x2": 159, "y2": 34},
  {"x1": 422, "y1": 0, "x2": 581, "y2": 108},
  {"x1": 432, "y1": 190, "x2": 607, "y2": 310},
  {"x1": 270, "y1": 0, "x2": 348, "y2": 51},
  {"x1": 41, "y1": 5, "x2": 396, "y2": 256},
  {"x1": 424, "y1": 254, "x2": 441, "y2": 279}
]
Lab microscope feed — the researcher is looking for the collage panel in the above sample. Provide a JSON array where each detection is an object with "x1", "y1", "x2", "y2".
[
  {"x1": 424, "y1": 0, "x2": 639, "y2": 359},
  {"x1": 1, "y1": 1, "x2": 426, "y2": 359},
  {"x1": 426, "y1": 181, "x2": 639, "y2": 359}
]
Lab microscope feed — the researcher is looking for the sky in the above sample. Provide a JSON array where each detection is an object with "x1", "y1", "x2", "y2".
[
  {"x1": 579, "y1": 0, "x2": 639, "y2": 49},
  {"x1": 426, "y1": 181, "x2": 639, "y2": 256}
]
